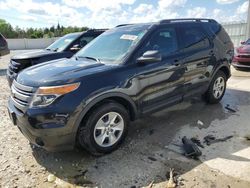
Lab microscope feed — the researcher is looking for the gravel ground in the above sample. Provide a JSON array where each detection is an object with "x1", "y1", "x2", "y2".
[{"x1": 0, "y1": 51, "x2": 250, "y2": 188}]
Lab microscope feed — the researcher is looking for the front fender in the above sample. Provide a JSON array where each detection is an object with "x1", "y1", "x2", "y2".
[{"x1": 71, "y1": 91, "x2": 138, "y2": 138}]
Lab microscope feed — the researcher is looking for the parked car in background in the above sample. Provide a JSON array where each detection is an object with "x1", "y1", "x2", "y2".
[
  {"x1": 0, "y1": 33, "x2": 10, "y2": 57},
  {"x1": 233, "y1": 39, "x2": 250, "y2": 69},
  {"x1": 6, "y1": 29, "x2": 106, "y2": 86},
  {"x1": 8, "y1": 19, "x2": 233, "y2": 155}
]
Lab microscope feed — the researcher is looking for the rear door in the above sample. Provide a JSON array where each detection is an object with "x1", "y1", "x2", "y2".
[
  {"x1": 135, "y1": 24, "x2": 186, "y2": 114},
  {"x1": 178, "y1": 23, "x2": 212, "y2": 98}
]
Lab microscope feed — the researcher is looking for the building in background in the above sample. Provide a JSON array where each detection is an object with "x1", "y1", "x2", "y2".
[
  {"x1": 221, "y1": 0, "x2": 249, "y2": 47},
  {"x1": 222, "y1": 22, "x2": 247, "y2": 47}
]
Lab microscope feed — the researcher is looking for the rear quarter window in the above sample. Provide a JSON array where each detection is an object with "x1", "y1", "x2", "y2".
[{"x1": 203, "y1": 23, "x2": 232, "y2": 45}]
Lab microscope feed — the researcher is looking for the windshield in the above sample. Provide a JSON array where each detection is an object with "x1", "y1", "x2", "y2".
[
  {"x1": 75, "y1": 25, "x2": 149, "y2": 64},
  {"x1": 47, "y1": 33, "x2": 81, "y2": 52}
]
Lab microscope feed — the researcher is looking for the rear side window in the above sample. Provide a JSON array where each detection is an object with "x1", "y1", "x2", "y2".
[
  {"x1": 180, "y1": 25, "x2": 210, "y2": 51},
  {"x1": 142, "y1": 27, "x2": 178, "y2": 56}
]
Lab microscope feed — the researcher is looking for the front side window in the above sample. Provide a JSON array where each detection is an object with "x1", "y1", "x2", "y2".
[
  {"x1": 75, "y1": 25, "x2": 150, "y2": 64},
  {"x1": 180, "y1": 26, "x2": 210, "y2": 51},
  {"x1": 141, "y1": 27, "x2": 178, "y2": 57},
  {"x1": 47, "y1": 33, "x2": 81, "y2": 52}
]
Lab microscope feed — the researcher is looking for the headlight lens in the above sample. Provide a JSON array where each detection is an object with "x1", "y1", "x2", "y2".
[
  {"x1": 30, "y1": 82, "x2": 80, "y2": 107},
  {"x1": 234, "y1": 48, "x2": 238, "y2": 56}
]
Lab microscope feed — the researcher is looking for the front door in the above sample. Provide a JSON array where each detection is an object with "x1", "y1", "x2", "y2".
[{"x1": 134, "y1": 25, "x2": 186, "y2": 114}]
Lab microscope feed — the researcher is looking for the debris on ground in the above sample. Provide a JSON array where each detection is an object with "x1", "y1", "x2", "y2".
[
  {"x1": 47, "y1": 174, "x2": 56, "y2": 183},
  {"x1": 167, "y1": 168, "x2": 176, "y2": 188},
  {"x1": 204, "y1": 135, "x2": 233, "y2": 146},
  {"x1": 225, "y1": 104, "x2": 237, "y2": 113},
  {"x1": 165, "y1": 137, "x2": 202, "y2": 159},
  {"x1": 197, "y1": 120, "x2": 204, "y2": 126},
  {"x1": 190, "y1": 137, "x2": 204, "y2": 148},
  {"x1": 148, "y1": 156, "x2": 157, "y2": 162},
  {"x1": 182, "y1": 136, "x2": 202, "y2": 159}
]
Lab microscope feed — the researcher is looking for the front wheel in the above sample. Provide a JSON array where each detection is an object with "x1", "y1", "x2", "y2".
[
  {"x1": 205, "y1": 70, "x2": 227, "y2": 104},
  {"x1": 77, "y1": 102, "x2": 129, "y2": 155}
]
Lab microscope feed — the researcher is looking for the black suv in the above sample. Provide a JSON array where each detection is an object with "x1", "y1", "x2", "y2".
[
  {"x1": 6, "y1": 29, "x2": 106, "y2": 86},
  {"x1": 8, "y1": 19, "x2": 233, "y2": 155},
  {"x1": 0, "y1": 33, "x2": 9, "y2": 57}
]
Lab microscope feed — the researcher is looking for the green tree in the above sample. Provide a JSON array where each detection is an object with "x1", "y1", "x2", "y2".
[{"x1": 0, "y1": 18, "x2": 90, "y2": 39}]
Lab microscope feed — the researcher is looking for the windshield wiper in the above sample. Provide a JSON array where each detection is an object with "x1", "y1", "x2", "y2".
[
  {"x1": 76, "y1": 56, "x2": 101, "y2": 63},
  {"x1": 46, "y1": 48, "x2": 58, "y2": 52}
]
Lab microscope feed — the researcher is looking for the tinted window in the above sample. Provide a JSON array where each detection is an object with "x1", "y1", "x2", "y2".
[
  {"x1": 47, "y1": 33, "x2": 81, "y2": 52},
  {"x1": 78, "y1": 36, "x2": 95, "y2": 47},
  {"x1": 180, "y1": 26, "x2": 209, "y2": 51},
  {"x1": 142, "y1": 27, "x2": 178, "y2": 56}
]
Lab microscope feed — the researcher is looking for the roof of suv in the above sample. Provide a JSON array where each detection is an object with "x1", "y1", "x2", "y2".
[{"x1": 116, "y1": 18, "x2": 218, "y2": 28}]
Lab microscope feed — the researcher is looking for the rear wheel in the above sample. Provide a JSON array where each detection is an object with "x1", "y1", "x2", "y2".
[
  {"x1": 77, "y1": 102, "x2": 129, "y2": 155},
  {"x1": 205, "y1": 71, "x2": 227, "y2": 104}
]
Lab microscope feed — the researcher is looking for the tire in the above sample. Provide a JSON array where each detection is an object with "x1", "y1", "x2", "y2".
[
  {"x1": 205, "y1": 70, "x2": 227, "y2": 104},
  {"x1": 77, "y1": 101, "x2": 129, "y2": 155}
]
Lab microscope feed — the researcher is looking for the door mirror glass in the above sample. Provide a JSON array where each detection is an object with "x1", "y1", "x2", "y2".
[
  {"x1": 241, "y1": 41, "x2": 245, "y2": 45},
  {"x1": 137, "y1": 50, "x2": 162, "y2": 63},
  {"x1": 70, "y1": 44, "x2": 81, "y2": 52}
]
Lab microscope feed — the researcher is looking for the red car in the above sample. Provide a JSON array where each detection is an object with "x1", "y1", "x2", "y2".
[{"x1": 233, "y1": 39, "x2": 250, "y2": 69}]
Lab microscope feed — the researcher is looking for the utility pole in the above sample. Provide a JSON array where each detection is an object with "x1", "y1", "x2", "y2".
[{"x1": 247, "y1": 0, "x2": 250, "y2": 39}]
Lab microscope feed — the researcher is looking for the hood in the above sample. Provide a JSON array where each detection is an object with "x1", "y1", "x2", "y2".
[
  {"x1": 17, "y1": 58, "x2": 113, "y2": 87},
  {"x1": 12, "y1": 49, "x2": 56, "y2": 60},
  {"x1": 237, "y1": 45, "x2": 250, "y2": 53}
]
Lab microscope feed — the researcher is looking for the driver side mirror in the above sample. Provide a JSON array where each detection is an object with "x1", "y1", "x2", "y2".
[
  {"x1": 70, "y1": 44, "x2": 81, "y2": 52},
  {"x1": 241, "y1": 41, "x2": 245, "y2": 45},
  {"x1": 137, "y1": 50, "x2": 162, "y2": 64}
]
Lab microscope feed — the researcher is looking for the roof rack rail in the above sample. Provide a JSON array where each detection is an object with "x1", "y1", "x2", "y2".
[
  {"x1": 87, "y1": 28, "x2": 108, "y2": 31},
  {"x1": 116, "y1": 24, "x2": 134, "y2": 27},
  {"x1": 160, "y1": 18, "x2": 217, "y2": 24}
]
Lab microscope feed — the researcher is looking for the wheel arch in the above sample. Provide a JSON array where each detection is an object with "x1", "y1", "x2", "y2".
[
  {"x1": 218, "y1": 65, "x2": 231, "y2": 80},
  {"x1": 72, "y1": 92, "x2": 139, "y2": 135}
]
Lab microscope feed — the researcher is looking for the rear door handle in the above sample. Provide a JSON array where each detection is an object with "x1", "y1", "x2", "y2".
[{"x1": 209, "y1": 50, "x2": 214, "y2": 56}]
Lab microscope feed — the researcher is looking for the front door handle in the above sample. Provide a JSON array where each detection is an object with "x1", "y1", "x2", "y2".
[{"x1": 172, "y1": 59, "x2": 180, "y2": 66}]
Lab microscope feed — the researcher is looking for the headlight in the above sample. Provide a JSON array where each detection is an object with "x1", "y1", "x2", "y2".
[
  {"x1": 30, "y1": 82, "x2": 80, "y2": 107},
  {"x1": 234, "y1": 48, "x2": 238, "y2": 56}
]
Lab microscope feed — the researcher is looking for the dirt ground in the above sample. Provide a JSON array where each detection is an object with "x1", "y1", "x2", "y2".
[{"x1": 1, "y1": 51, "x2": 250, "y2": 188}]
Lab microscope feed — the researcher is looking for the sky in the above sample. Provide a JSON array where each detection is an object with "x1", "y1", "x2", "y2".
[{"x1": 0, "y1": 0, "x2": 249, "y2": 29}]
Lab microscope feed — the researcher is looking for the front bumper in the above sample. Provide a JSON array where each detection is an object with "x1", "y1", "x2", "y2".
[
  {"x1": 232, "y1": 56, "x2": 250, "y2": 68},
  {"x1": 7, "y1": 98, "x2": 77, "y2": 152}
]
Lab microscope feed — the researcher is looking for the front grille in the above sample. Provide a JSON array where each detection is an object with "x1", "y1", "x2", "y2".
[
  {"x1": 8, "y1": 60, "x2": 21, "y2": 74},
  {"x1": 11, "y1": 80, "x2": 36, "y2": 113},
  {"x1": 238, "y1": 54, "x2": 250, "y2": 58},
  {"x1": 238, "y1": 62, "x2": 250, "y2": 66}
]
